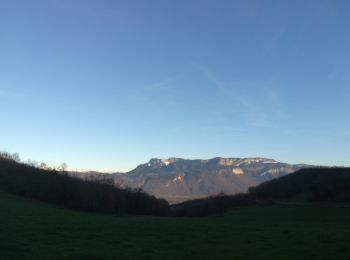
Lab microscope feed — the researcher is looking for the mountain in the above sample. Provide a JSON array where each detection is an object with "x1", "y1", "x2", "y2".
[{"x1": 107, "y1": 157, "x2": 307, "y2": 203}]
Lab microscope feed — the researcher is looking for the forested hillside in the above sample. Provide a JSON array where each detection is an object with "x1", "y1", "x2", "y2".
[
  {"x1": 249, "y1": 167, "x2": 350, "y2": 201},
  {"x1": 0, "y1": 153, "x2": 168, "y2": 216},
  {"x1": 173, "y1": 167, "x2": 350, "y2": 217}
]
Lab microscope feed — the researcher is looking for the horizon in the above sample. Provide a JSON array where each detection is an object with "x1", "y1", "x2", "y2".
[{"x1": 1, "y1": 1, "x2": 350, "y2": 171}]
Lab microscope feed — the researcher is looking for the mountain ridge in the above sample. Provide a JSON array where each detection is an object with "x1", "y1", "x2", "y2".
[{"x1": 69, "y1": 157, "x2": 308, "y2": 203}]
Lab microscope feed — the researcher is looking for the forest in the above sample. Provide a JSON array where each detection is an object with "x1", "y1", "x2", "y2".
[{"x1": 0, "y1": 152, "x2": 169, "y2": 216}]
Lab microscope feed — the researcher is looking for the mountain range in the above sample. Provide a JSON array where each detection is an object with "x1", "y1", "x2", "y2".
[{"x1": 69, "y1": 157, "x2": 307, "y2": 203}]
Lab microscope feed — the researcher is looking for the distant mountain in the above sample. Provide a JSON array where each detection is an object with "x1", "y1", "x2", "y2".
[{"x1": 106, "y1": 157, "x2": 307, "y2": 203}]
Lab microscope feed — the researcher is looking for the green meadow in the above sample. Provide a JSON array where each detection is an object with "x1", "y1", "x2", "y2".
[{"x1": 1, "y1": 192, "x2": 350, "y2": 260}]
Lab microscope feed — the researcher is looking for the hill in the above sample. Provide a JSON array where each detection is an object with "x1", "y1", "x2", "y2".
[
  {"x1": 249, "y1": 167, "x2": 350, "y2": 201},
  {"x1": 0, "y1": 153, "x2": 168, "y2": 216}
]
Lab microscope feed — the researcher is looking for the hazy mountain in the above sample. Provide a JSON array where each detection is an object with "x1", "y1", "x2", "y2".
[{"x1": 107, "y1": 157, "x2": 307, "y2": 203}]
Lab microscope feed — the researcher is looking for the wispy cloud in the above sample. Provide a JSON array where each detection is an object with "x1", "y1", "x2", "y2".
[
  {"x1": 198, "y1": 125, "x2": 248, "y2": 133},
  {"x1": 142, "y1": 74, "x2": 183, "y2": 94},
  {"x1": 126, "y1": 74, "x2": 191, "y2": 110},
  {"x1": 190, "y1": 61, "x2": 289, "y2": 130}
]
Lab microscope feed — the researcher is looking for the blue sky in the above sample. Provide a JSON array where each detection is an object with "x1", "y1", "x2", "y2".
[{"x1": 1, "y1": 0, "x2": 349, "y2": 171}]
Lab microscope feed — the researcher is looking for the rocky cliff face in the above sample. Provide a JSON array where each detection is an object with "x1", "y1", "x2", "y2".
[{"x1": 110, "y1": 157, "x2": 307, "y2": 203}]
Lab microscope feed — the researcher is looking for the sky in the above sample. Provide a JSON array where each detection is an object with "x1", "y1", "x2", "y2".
[{"x1": 1, "y1": 0, "x2": 350, "y2": 172}]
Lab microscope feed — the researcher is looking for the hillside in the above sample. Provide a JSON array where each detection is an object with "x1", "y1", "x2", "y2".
[
  {"x1": 0, "y1": 154, "x2": 168, "y2": 216},
  {"x1": 249, "y1": 167, "x2": 350, "y2": 201}
]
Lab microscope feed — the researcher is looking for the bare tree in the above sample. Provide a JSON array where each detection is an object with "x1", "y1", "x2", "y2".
[
  {"x1": 58, "y1": 163, "x2": 68, "y2": 173},
  {"x1": 39, "y1": 162, "x2": 48, "y2": 170}
]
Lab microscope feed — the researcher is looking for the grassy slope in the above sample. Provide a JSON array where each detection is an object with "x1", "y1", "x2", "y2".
[{"x1": 1, "y1": 192, "x2": 350, "y2": 260}]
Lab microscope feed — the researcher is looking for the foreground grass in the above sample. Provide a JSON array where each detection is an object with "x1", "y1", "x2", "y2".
[{"x1": 1, "y1": 192, "x2": 350, "y2": 259}]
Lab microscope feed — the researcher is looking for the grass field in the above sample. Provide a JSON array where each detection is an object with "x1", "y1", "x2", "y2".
[{"x1": 1, "y1": 192, "x2": 350, "y2": 260}]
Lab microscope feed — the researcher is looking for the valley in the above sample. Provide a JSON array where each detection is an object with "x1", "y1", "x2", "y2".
[{"x1": 70, "y1": 157, "x2": 307, "y2": 203}]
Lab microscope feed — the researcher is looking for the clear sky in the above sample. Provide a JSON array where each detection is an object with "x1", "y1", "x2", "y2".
[{"x1": 1, "y1": 0, "x2": 349, "y2": 171}]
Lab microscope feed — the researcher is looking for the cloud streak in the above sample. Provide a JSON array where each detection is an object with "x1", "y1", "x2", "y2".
[{"x1": 191, "y1": 61, "x2": 289, "y2": 129}]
